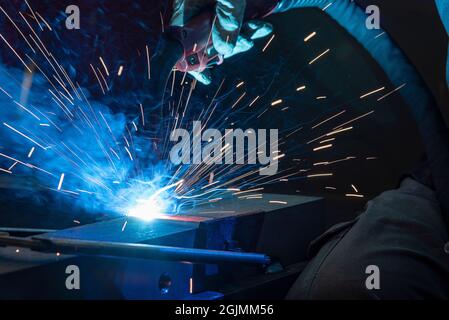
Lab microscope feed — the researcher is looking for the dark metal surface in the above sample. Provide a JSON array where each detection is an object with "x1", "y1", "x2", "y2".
[
  {"x1": 38, "y1": 217, "x2": 198, "y2": 243},
  {"x1": 181, "y1": 194, "x2": 321, "y2": 218}
]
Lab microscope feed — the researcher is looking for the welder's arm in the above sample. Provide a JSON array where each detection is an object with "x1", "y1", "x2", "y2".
[
  {"x1": 171, "y1": 0, "x2": 273, "y2": 84},
  {"x1": 171, "y1": 0, "x2": 246, "y2": 56}
]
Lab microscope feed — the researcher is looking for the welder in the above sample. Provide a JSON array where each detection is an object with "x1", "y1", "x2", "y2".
[{"x1": 170, "y1": 0, "x2": 449, "y2": 299}]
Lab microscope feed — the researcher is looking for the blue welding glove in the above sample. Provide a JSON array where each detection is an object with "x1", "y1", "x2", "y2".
[
  {"x1": 170, "y1": 0, "x2": 273, "y2": 84},
  {"x1": 222, "y1": 20, "x2": 274, "y2": 59}
]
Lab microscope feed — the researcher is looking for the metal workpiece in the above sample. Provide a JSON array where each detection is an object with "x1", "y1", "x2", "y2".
[{"x1": 0, "y1": 194, "x2": 324, "y2": 299}]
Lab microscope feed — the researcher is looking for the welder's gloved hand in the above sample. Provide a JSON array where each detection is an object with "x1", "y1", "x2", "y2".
[
  {"x1": 170, "y1": 0, "x2": 273, "y2": 85},
  {"x1": 221, "y1": 20, "x2": 274, "y2": 59}
]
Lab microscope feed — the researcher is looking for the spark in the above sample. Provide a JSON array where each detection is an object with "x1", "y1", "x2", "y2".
[
  {"x1": 0, "y1": 5, "x2": 36, "y2": 53},
  {"x1": 121, "y1": 220, "x2": 128, "y2": 232},
  {"x1": 0, "y1": 152, "x2": 52, "y2": 176},
  {"x1": 97, "y1": 67, "x2": 109, "y2": 91},
  {"x1": 57, "y1": 173, "x2": 65, "y2": 191},
  {"x1": 377, "y1": 84, "x2": 406, "y2": 101},
  {"x1": 249, "y1": 95, "x2": 260, "y2": 107},
  {"x1": 146, "y1": 45, "x2": 151, "y2": 79},
  {"x1": 272, "y1": 153, "x2": 285, "y2": 161},
  {"x1": 99, "y1": 57, "x2": 110, "y2": 76},
  {"x1": 159, "y1": 11, "x2": 165, "y2": 32},
  {"x1": 117, "y1": 65, "x2": 124, "y2": 76},
  {"x1": 333, "y1": 110, "x2": 374, "y2": 130},
  {"x1": 201, "y1": 180, "x2": 220, "y2": 190},
  {"x1": 345, "y1": 194, "x2": 365, "y2": 198},
  {"x1": 139, "y1": 103, "x2": 145, "y2": 126},
  {"x1": 0, "y1": 33, "x2": 32, "y2": 73},
  {"x1": 271, "y1": 99, "x2": 283, "y2": 106},
  {"x1": 262, "y1": 34, "x2": 275, "y2": 52},
  {"x1": 312, "y1": 110, "x2": 346, "y2": 129},
  {"x1": 236, "y1": 81, "x2": 244, "y2": 88},
  {"x1": 286, "y1": 126, "x2": 303, "y2": 138},
  {"x1": 313, "y1": 144, "x2": 333, "y2": 151},
  {"x1": 307, "y1": 173, "x2": 333, "y2": 178},
  {"x1": 327, "y1": 126, "x2": 353, "y2": 136},
  {"x1": 322, "y1": 2, "x2": 334, "y2": 11},
  {"x1": 307, "y1": 126, "x2": 353, "y2": 144},
  {"x1": 124, "y1": 146, "x2": 133, "y2": 161},
  {"x1": 233, "y1": 187, "x2": 264, "y2": 195},
  {"x1": 8, "y1": 162, "x2": 18, "y2": 171},
  {"x1": 35, "y1": 12, "x2": 52, "y2": 31},
  {"x1": 304, "y1": 32, "x2": 317, "y2": 42},
  {"x1": 0, "y1": 168, "x2": 12, "y2": 174},
  {"x1": 231, "y1": 92, "x2": 246, "y2": 109},
  {"x1": 24, "y1": 0, "x2": 42, "y2": 30},
  {"x1": 27, "y1": 147, "x2": 35, "y2": 158},
  {"x1": 3, "y1": 122, "x2": 47, "y2": 149},
  {"x1": 269, "y1": 200, "x2": 287, "y2": 205},
  {"x1": 327, "y1": 156, "x2": 356, "y2": 165},
  {"x1": 360, "y1": 86, "x2": 385, "y2": 99},
  {"x1": 309, "y1": 49, "x2": 330, "y2": 65},
  {"x1": 319, "y1": 138, "x2": 335, "y2": 144},
  {"x1": 13, "y1": 101, "x2": 41, "y2": 120},
  {"x1": 296, "y1": 85, "x2": 306, "y2": 91},
  {"x1": 90, "y1": 64, "x2": 105, "y2": 94},
  {"x1": 351, "y1": 184, "x2": 359, "y2": 193},
  {"x1": 239, "y1": 194, "x2": 263, "y2": 199},
  {"x1": 0, "y1": 85, "x2": 12, "y2": 98}
]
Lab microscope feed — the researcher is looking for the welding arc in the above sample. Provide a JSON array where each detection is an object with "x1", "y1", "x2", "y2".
[{"x1": 0, "y1": 235, "x2": 271, "y2": 265}]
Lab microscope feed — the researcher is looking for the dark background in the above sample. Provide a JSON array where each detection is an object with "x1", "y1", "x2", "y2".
[{"x1": 358, "y1": 0, "x2": 449, "y2": 125}]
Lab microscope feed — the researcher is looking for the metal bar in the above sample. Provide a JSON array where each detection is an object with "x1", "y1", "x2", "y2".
[
  {"x1": 0, "y1": 235, "x2": 271, "y2": 265},
  {"x1": 0, "y1": 227, "x2": 57, "y2": 234}
]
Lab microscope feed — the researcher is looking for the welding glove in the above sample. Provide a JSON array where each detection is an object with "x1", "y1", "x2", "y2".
[{"x1": 170, "y1": 0, "x2": 273, "y2": 84}]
